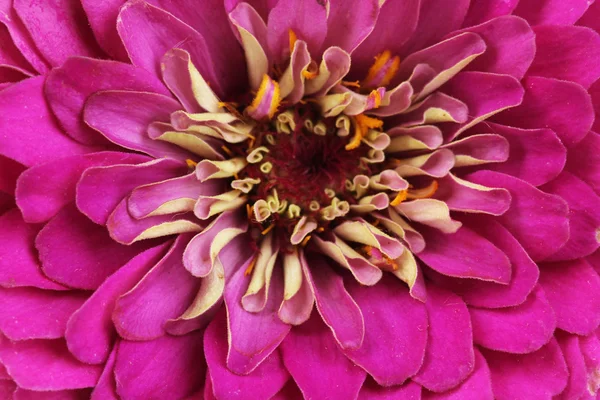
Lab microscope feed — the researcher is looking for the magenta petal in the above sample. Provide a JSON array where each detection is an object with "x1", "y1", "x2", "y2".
[
  {"x1": 322, "y1": 0, "x2": 378, "y2": 54},
  {"x1": 224, "y1": 261, "x2": 291, "y2": 374},
  {"x1": 76, "y1": 158, "x2": 186, "y2": 225},
  {"x1": 0, "y1": 77, "x2": 92, "y2": 167},
  {"x1": 483, "y1": 338, "x2": 569, "y2": 399},
  {"x1": 358, "y1": 380, "x2": 422, "y2": 400},
  {"x1": 13, "y1": 0, "x2": 104, "y2": 67},
  {"x1": 267, "y1": 0, "x2": 328, "y2": 62},
  {"x1": 542, "y1": 172, "x2": 600, "y2": 261},
  {"x1": 0, "y1": 209, "x2": 65, "y2": 290},
  {"x1": 0, "y1": 155, "x2": 26, "y2": 195},
  {"x1": 13, "y1": 388, "x2": 91, "y2": 400},
  {"x1": 80, "y1": 0, "x2": 128, "y2": 61},
  {"x1": 46, "y1": 57, "x2": 170, "y2": 145},
  {"x1": 304, "y1": 255, "x2": 364, "y2": 350},
  {"x1": 117, "y1": 0, "x2": 224, "y2": 95},
  {"x1": 493, "y1": 76, "x2": 594, "y2": 147},
  {"x1": 413, "y1": 285, "x2": 474, "y2": 392},
  {"x1": 84, "y1": 90, "x2": 190, "y2": 160},
  {"x1": 344, "y1": 275, "x2": 428, "y2": 386},
  {"x1": 457, "y1": 15, "x2": 535, "y2": 79},
  {"x1": 36, "y1": 204, "x2": 148, "y2": 290},
  {"x1": 113, "y1": 235, "x2": 200, "y2": 340},
  {"x1": 204, "y1": 310, "x2": 289, "y2": 400},
  {"x1": 467, "y1": 170, "x2": 569, "y2": 261},
  {"x1": 556, "y1": 332, "x2": 588, "y2": 400},
  {"x1": 481, "y1": 123, "x2": 566, "y2": 187},
  {"x1": 566, "y1": 131, "x2": 600, "y2": 194},
  {"x1": 538, "y1": 259, "x2": 600, "y2": 335},
  {"x1": 470, "y1": 285, "x2": 556, "y2": 354},
  {"x1": 90, "y1": 346, "x2": 118, "y2": 400},
  {"x1": 528, "y1": 25, "x2": 600, "y2": 89},
  {"x1": 65, "y1": 243, "x2": 169, "y2": 364},
  {"x1": 433, "y1": 217, "x2": 539, "y2": 309},
  {"x1": 115, "y1": 332, "x2": 204, "y2": 399},
  {"x1": 0, "y1": 337, "x2": 102, "y2": 391},
  {"x1": 422, "y1": 349, "x2": 493, "y2": 400},
  {"x1": 281, "y1": 311, "x2": 366, "y2": 400},
  {"x1": 401, "y1": 0, "x2": 470, "y2": 54},
  {"x1": 514, "y1": 0, "x2": 593, "y2": 26},
  {"x1": 351, "y1": 0, "x2": 419, "y2": 75},
  {"x1": 463, "y1": 0, "x2": 519, "y2": 27},
  {"x1": 16, "y1": 151, "x2": 149, "y2": 224},
  {"x1": 0, "y1": 287, "x2": 86, "y2": 340},
  {"x1": 417, "y1": 224, "x2": 511, "y2": 283}
]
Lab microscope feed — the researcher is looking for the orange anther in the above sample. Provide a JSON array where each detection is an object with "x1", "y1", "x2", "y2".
[{"x1": 261, "y1": 224, "x2": 275, "y2": 235}]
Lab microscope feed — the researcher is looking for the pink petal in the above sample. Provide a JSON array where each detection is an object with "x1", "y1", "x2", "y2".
[
  {"x1": 13, "y1": 0, "x2": 104, "y2": 67},
  {"x1": 351, "y1": 0, "x2": 419, "y2": 75},
  {"x1": 304, "y1": 254, "x2": 364, "y2": 350},
  {"x1": 13, "y1": 389, "x2": 91, "y2": 400},
  {"x1": 0, "y1": 287, "x2": 86, "y2": 340},
  {"x1": 556, "y1": 332, "x2": 588, "y2": 400},
  {"x1": 431, "y1": 216, "x2": 539, "y2": 309},
  {"x1": 115, "y1": 332, "x2": 204, "y2": 399},
  {"x1": 80, "y1": 0, "x2": 128, "y2": 60},
  {"x1": 480, "y1": 123, "x2": 566, "y2": 187},
  {"x1": 0, "y1": 155, "x2": 26, "y2": 195},
  {"x1": 457, "y1": 15, "x2": 535, "y2": 80},
  {"x1": 113, "y1": 235, "x2": 200, "y2": 340},
  {"x1": 90, "y1": 345, "x2": 118, "y2": 400},
  {"x1": 267, "y1": 0, "x2": 328, "y2": 62},
  {"x1": 117, "y1": 0, "x2": 225, "y2": 95},
  {"x1": 0, "y1": 337, "x2": 102, "y2": 391},
  {"x1": 566, "y1": 131, "x2": 600, "y2": 194},
  {"x1": 224, "y1": 259, "x2": 291, "y2": 374},
  {"x1": 413, "y1": 285, "x2": 474, "y2": 392},
  {"x1": 433, "y1": 174, "x2": 511, "y2": 215},
  {"x1": 204, "y1": 310, "x2": 289, "y2": 400},
  {"x1": 45, "y1": 57, "x2": 170, "y2": 145},
  {"x1": 358, "y1": 380, "x2": 422, "y2": 400},
  {"x1": 0, "y1": 381, "x2": 16, "y2": 399},
  {"x1": 36, "y1": 204, "x2": 149, "y2": 290},
  {"x1": 16, "y1": 151, "x2": 149, "y2": 224},
  {"x1": 467, "y1": 170, "x2": 569, "y2": 261},
  {"x1": 76, "y1": 158, "x2": 186, "y2": 225},
  {"x1": 528, "y1": 25, "x2": 600, "y2": 89},
  {"x1": 0, "y1": 77, "x2": 92, "y2": 167},
  {"x1": 538, "y1": 259, "x2": 600, "y2": 335},
  {"x1": 65, "y1": 243, "x2": 170, "y2": 364},
  {"x1": 401, "y1": 0, "x2": 470, "y2": 54},
  {"x1": 514, "y1": 0, "x2": 594, "y2": 26},
  {"x1": 422, "y1": 349, "x2": 493, "y2": 400},
  {"x1": 271, "y1": 380, "x2": 304, "y2": 400},
  {"x1": 462, "y1": 0, "x2": 519, "y2": 27},
  {"x1": 280, "y1": 312, "x2": 366, "y2": 400},
  {"x1": 0, "y1": 209, "x2": 66, "y2": 290},
  {"x1": 483, "y1": 338, "x2": 569, "y2": 399},
  {"x1": 493, "y1": 76, "x2": 594, "y2": 147},
  {"x1": 84, "y1": 90, "x2": 190, "y2": 160},
  {"x1": 469, "y1": 285, "x2": 556, "y2": 354},
  {"x1": 322, "y1": 0, "x2": 379, "y2": 54},
  {"x1": 542, "y1": 172, "x2": 600, "y2": 261},
  {"x1": 344, "y1": 275, "x2": 428, "y2": 386},
  {"x1": 417, "y1": 224, "x2": 512, "y2": 283}
]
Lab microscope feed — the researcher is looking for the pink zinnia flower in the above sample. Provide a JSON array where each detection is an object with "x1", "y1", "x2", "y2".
[{"x1": 1, "y1": 0, "x2": 600, "y2": 398}]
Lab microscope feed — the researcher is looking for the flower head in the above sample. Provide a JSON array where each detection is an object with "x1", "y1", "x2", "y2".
[{"x1": 1, "y1": 0, "x2": 600, "y2": 398}]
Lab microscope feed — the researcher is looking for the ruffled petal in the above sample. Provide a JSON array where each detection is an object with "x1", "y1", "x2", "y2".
[
  {"x1": 344, "y1": 275, "x2": 428, "y2": 386},
  {"x1": 413, "y1": 285, "x2": 474, "y2": 392},
  {"x1": 514, "y1": 0, "x2": 593, "y2": 26},
  {"x1": 281, "y1": 311, "x2": 366, "y2": 400},
  {"x1": 322, "y1": 0, "x2": 379, "y2": 54}
]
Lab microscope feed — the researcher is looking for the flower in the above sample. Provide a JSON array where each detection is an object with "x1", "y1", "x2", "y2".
[{"x1": 1, "y1": 0, "x2": 600, "y2": 398}]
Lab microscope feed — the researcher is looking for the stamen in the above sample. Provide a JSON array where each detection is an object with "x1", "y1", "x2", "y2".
[
  {"x1": 246, "y1": 74, "x2": 281, "y2": 120},
  {"x1": 301, "y1": 235, "x2": 312, "y2": 247},
  {"x1": 390, "y1": 189, "x2": 408, "y2": 206},
  {"x1": 221, "y1": 145, "x2": 234, "y2": 157},
  {"x1": 406, "y1": 180, "x2": 439, "y2": 199},
  {"x1": 261, "y1": 224, "x2": 275, "y2": 235},
  {"x1": 218, "y1": 101, "x2": 245, "y2": 120},
  {"x1": 346, "y1": 114, "x2": 384, "y2": 150},
  {"x1": 289, "y1": 29, "x2": 298, "y2": 53},
  {"x1": 246, "y1": 204, "x2": 253, "y2": 218},
  {"x1": 185, "y1": 159, "x2": 197, "y2": 169},
  {"x1": 245, "y1": 256, "x2": 257, "y2": 276},
  {"x1": 342, "y1": 80, "x2": 361, "y2": 88},
  {"x1": 362, "y1": 50, "x2": 401, "y2": 88}
]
